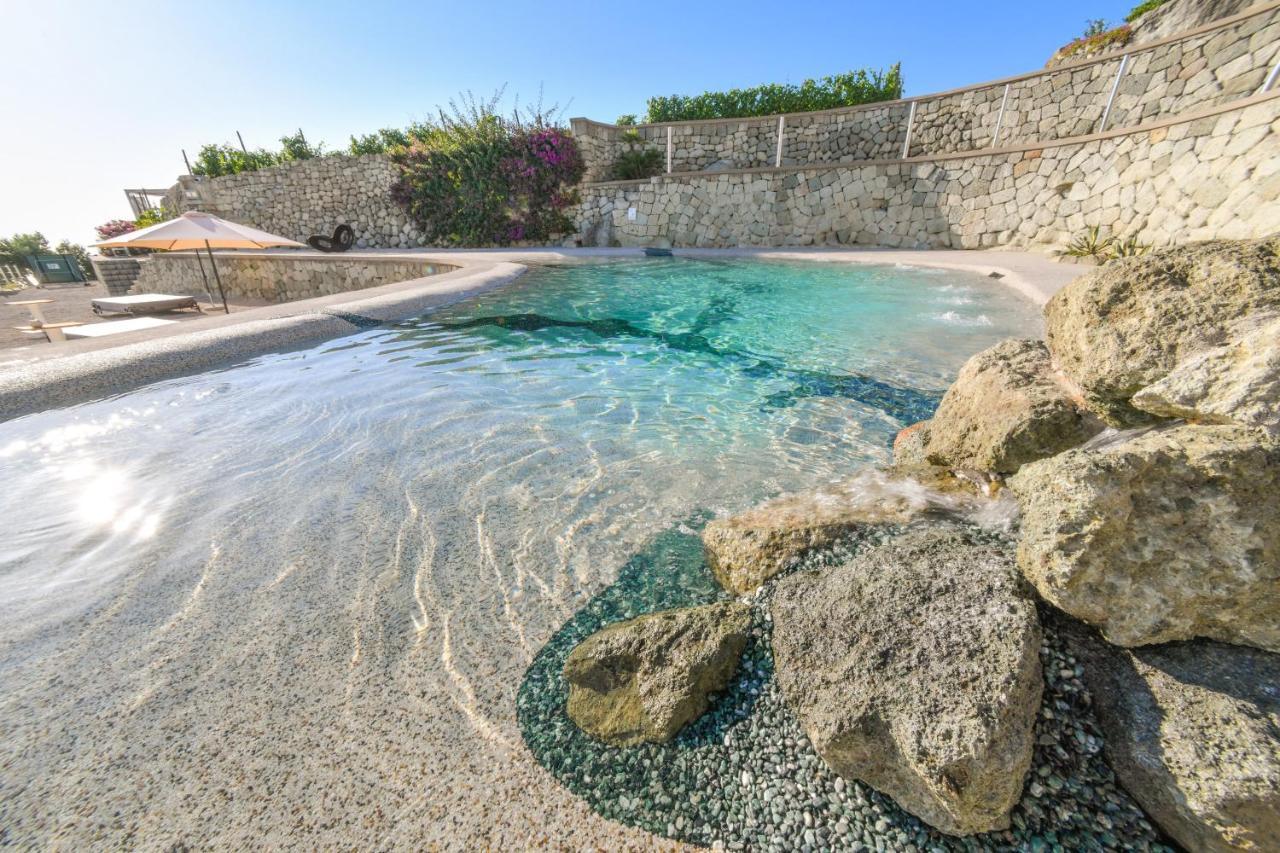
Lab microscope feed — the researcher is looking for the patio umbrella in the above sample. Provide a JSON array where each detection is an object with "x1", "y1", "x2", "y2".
[{"x1": 95, "y1": 211, "x2": 305, "y2": 314}]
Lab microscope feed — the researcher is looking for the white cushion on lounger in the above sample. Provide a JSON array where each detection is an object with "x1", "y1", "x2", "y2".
[{"x1": 64, "y1": 317, "x2": 178, "y2": 338}]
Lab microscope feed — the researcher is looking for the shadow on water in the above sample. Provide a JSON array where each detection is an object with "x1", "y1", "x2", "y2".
[{"x1": 425, "y1": 313, "x2": 942, "y2": 424}]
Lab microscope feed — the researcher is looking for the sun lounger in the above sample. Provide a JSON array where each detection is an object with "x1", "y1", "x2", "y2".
[
  {"x1": 92, "y1": 294, "x2": 202, "y2": 316},
  {"x1": 63, "y1": 317, "x2": 178, "y2": 339}
]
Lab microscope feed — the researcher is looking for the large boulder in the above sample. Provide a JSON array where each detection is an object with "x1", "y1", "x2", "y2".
[
  {"x1": 923, "y1": 338, "x2": 1102, "y2": 475},
  {"x1": 1011, "y1": 424, "x2": 1280, "y2": 652},
  {"x1": 563, "y1": 601, "x2": 750, "y2": 745},
  {"x1": 1044, "y1": 238, "x2": 1280, "y2": 426},
  {"x1": 702, "y1": 468, "x2": 989, "y2": 594},
  {"x1": 1131, "y1": 314, "x2": 1280, "y2": 435},
  {"x1": 770, "y1": 527, "x2": 1043, "y2": 836},
  {"x1": 1065, "y1": 621, "x2": 1280, "y2": 853}
]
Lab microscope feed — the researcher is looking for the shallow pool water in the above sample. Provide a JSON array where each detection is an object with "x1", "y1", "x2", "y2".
[{"x1": 0, "y1": 258, "x2": 1041, "y2": 847}]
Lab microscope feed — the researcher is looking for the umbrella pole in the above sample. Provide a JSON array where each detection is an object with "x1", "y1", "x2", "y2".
[
  {"x1": 205, "y1": 239, "x2": 230, "y2": 314},
  {"x1": 192, "y1": 247, "x2": 216, "y2": 307}
]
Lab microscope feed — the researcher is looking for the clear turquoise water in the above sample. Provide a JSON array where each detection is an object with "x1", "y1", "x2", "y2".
[{"x1": 0, "y1": 258, "x2": 1042, "y2": 846}]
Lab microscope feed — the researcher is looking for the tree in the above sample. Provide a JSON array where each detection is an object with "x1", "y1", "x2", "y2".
[
  {"x1": 55, "y1": 240, "x2": 96, "y2": 280},
  {"x1": 0, "y1": 232, "x2": 50, "y2": 260}
]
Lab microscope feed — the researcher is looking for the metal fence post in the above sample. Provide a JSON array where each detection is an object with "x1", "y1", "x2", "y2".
[
  {"x1": 1099, "y1": 54, "x2": 1130, "y2": 132},
  {"x1": 775, "y1": 115, "x2": 786, "y2": 167},
  {"x1": 1260, "y1": 54, "x2": 1280, "y2": 93},
  {"x1": 992, "y1": 83, "x2": 1011, "y2": 147},
  {"x1": 666, "y1": 126, "x2": 673, "y2": 174},
  {"x1": 901, "y1": 101, "x2": 917, "y2": 159}
]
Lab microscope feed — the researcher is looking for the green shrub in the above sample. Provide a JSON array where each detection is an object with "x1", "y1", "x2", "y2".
[
  {"x1": 615, "y1": 114, "x2": 638, "y2": 126},
  {"x1": 1126, "y1": 0, "x2": 1169, "y2": 22},
  {"x1": 279, "y1": 130, "x2": 324, "y2": 161},
  {"x1": 191, "y1": 143, "x2": 280, "y2": 177},
  {"x1": 612, "y1": 148, "x2": 664, "y2": 180},
  {"x1": 640, "y1": 65, "x2": 903, "y2": 123},
  {"x1": 0, "y1": 231, "x2": 50, "y2": 261},
  {"x1": 1054, "y1": 24, "x2": 1133, "y2": 62}
]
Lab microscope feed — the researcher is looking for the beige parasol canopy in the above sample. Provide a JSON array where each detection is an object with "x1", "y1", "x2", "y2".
[
  {"x1": 93, "y1": 210, "x2": 305, "y2": 251},
  {"x1": 94, "y1": 211, "x2": 305, "y2": 313}
]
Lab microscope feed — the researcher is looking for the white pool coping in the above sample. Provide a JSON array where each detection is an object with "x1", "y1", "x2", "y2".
[{"x1": 0, "y1": 248, "x2": 1081, "y2": 423}]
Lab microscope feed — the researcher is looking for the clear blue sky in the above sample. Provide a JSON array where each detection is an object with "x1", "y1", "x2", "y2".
[{"x1": 1, "y1": 0, "x2": 1137, "y2": 249}]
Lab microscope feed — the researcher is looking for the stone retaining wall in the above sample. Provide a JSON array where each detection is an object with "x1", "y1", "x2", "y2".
[
  {"x1": 574, "y1": 96, "x2": 1280, "y2": 250},
  {"x1": 180, "y1": 154, "x2": 417, "y2": 250},
  {"x1": 90, "y1": 256, "x2": 145, "y2": 296},
  {"x1": 132, "y1": 253, "x2": 454, "y2": 303},
  {"x1": 570, "y1": 2, "x2": 1280, "y2": 178}
]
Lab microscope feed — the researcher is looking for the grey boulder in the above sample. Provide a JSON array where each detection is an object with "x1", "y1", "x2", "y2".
[
  {"x1": 924, "y1": 339, "x2": 1102, "y2": 476},
  {"x1": 1011, "y1": 424, "x2": 1280, "y2": 652},
  {"x1": 1066, "y1": 621, "x2": 1280, "y2": 853},
  {"x1": 563, "y1": 601, "x2": 750, "y2": 745},
  {"x1": 770, "y1": 527, "x2": 1043, "y2": 835}
]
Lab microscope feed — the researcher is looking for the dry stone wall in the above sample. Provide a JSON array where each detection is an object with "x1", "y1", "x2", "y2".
[
  {"x1": 182, "y1": 154, "x2": 419, "y2": 250},
  {"x1": 574, "y1": 97, "x2": 1280, "y2": 251},
  {"x1": 1131, "y1": 0, "x2": 1258, "y2": 43},
  {"x1": 132, "y1": 253, "x2": 453, "y2": 303}
]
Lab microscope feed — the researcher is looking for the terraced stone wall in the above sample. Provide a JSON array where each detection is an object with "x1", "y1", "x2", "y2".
[
  {"x1": 571, "y1": 2, "x2": 1280, "y2": 177},
  {"x1": 574, "y1": 97, "x2": 1280, "y2": 251}
]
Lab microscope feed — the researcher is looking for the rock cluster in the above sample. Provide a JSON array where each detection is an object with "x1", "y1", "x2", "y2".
[{"x1": 559, "y1": 239, "x2": 1278, "y2": 845}]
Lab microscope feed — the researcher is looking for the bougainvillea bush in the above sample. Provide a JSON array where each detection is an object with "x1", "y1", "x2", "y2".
[
  {"x1": 94, "y1": 219, "x2": 137, "y2": 241},
  {"x1": 389, "y1": 108, "x2": 584, "y2": 247}
]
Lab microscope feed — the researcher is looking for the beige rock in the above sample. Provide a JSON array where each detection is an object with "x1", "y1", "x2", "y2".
[
  {"x1": 771, "y1": 527, "x2": 1043, "y2": 836},
  {"x1": 1066, "y1": 620, "x2": 1280, "y2": 853},
  {"x1": 892, "y1": 420, "x2": 932, "y2": 466},
  {"x1": 702, "y1": 468, "x2": 992, "y2": 594},
  {"x1": 1131, "y1": 314, "x2": 1280, "y2": 435},
  {"x1": 1044, "y1": 238, "x2": 1280, "y2": 426},
  {"x1": 563, "y1": 601, "x2": 750, "y2": 745},
  {"x1": 1011, "y1": 424, "x2": 1280, "y2": 651},
  {"x1": 924, "y1": 339, "x2": 1103, "y2": 475}
]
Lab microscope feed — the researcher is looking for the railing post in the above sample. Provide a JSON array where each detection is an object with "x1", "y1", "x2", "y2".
[
  {"x1": 1261, "y1": 54, "x2": 1280, "y2": 93},
  {"x1": 666, "y1": 126, "x2": 673, "y2": 174},
  {"x1": 1099, "y1": 54, "x2": 1130, "y2": 132},
  {"x1": 992, "y1": 83, "x2": 1011, "y2": 148},
  {"x1": 775, "y1": 115, "x2": 786, "y2": 167},
  {"x1": 900, "y1": 101, "x2": 917, "y2": 159}
]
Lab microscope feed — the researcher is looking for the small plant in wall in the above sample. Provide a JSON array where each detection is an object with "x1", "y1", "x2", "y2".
[
  {"x1": 1060, "y1": 227, "x2": 1150, "y2": 263},
  {"x1": 610, "y1": 128, "x2": 664, "y2": 181}
]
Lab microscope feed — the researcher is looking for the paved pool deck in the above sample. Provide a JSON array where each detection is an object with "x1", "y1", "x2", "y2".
[{"x1": 0, "y1": 247, "x2": 1082, "y2": 423}]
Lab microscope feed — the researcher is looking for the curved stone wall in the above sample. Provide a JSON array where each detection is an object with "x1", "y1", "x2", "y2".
[{"x1": 573, "y1": 95, "x2": 1280, "y2": 250}]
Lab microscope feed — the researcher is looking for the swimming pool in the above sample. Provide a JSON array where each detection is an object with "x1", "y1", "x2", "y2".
[{"x1": 0, "y1": 258, "x2": 1043, "y2": 847}]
